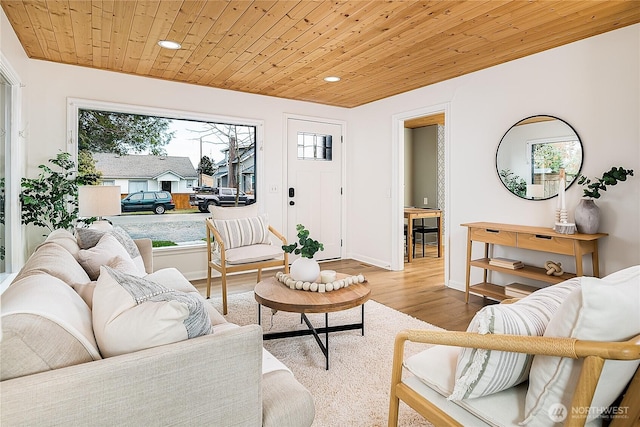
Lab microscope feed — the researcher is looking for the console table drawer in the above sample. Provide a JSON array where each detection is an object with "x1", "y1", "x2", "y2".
[
  {"x1": 517, "y1": 233, "x2": 574, "y2": 255},
  {"x1": 469, "y1": 228, "x2": 517, "y2": 246}
]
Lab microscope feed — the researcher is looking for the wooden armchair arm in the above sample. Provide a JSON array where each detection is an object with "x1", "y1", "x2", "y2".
[
  {"x1": 268, "y1": 225, "x2": 287, "y2": 244},
  {"x1": 395, "y1": 329, "x2": 640, "y2": 360}
]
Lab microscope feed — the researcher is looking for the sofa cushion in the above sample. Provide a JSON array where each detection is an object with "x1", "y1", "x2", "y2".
[
  {"x1": 41, "y1": 228, "x2": 81, "y2": 258},
  {"x1": 404, "y1": 344, "x2": 461, "y2": 396},
  {"x1": 449, "y1": 278, "x2": 580, "y2": 400},
  {"x1": 0, "y1": 274, "x2": 102, "y2": 380},
  {"x1": 78, "y1": 233, "x2": 145, "y2": 280},
  {"x1": 523, "y1": 265, "x2": 640, "y2": 425},
  {"x1": 76, "y1": 226, "x2": 145, "y2": 273},
  {"x1": 13, "y1": 242, "x2": 92, "y2": 289},
  {"x1": 213, "y1": 215, "x2": 271, "y2": 249},
  {"x1": 92, "y1": 266, "x2": 213, "y2": 357}
]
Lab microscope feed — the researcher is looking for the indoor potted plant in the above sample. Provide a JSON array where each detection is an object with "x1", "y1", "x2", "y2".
[
  {"x1": 574, "y1": 166, "x2": 634, "y2": 233},
  {"x1": 283, "y1": 224, "x2": 324, "y2": 282}
]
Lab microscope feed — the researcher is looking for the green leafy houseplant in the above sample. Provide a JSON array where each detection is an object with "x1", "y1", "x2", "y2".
[
  {"x1": 499, "y1": 169, "x2": 527, "y2": 198},
  {"x1": 282, "y1": 224, "x2": 324, "y2": 259},
  {"x1": 577, "y1": 167, "x2": 634, "y2": 199},
  {"x1": 20, "y1": 152, "x2": 97, "y2": 234}
]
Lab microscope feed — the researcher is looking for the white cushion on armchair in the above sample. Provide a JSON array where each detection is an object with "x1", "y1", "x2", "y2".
[{"x1": 221, "y1": 244, "x2": 284, "y2": 265}]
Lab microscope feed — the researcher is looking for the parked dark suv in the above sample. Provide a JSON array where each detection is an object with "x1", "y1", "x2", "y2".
[{"x1": 121, "y1": 191, "x2": 175, "y2": 214}]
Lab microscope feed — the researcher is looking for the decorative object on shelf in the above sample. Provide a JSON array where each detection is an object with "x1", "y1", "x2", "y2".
[
  {"x1": 505, "y1": 283, "x2": 539, "y2": 298},
  {"x1": 275, "y1": 271, "x2": 366, "y2": 293},
  {"x1": 553, "y1": 169, "x2": 576, "y2": 234},
  {"x1": 574, "y1": 199, "x2": 601, "y2": 235},
  {"x1": 489, "y1": 257, "x2": 524, "y2": 269},
  {"x1": 575, "y1": 166, "x2": 634, "y2": 234},
  {"x1": 283, "y1": 224, "x2": 325, "y2": 282},
  {"x1": 545, "y1": 261, "x2": 564, "y2": 276}
]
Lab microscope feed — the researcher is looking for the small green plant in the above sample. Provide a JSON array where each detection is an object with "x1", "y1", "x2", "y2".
[
  {"x1": 577, "y1": 167, "x2": 634, "y2": 199},
  {"x1": 282, "y1": 224, "x2": 324, "y2": 259},
  {"x1": 499, "y1": 169, "x2": 527, "y2": 198},
  {"x1": 20, "y1": 152, "x2": 98, "y2": 234}
]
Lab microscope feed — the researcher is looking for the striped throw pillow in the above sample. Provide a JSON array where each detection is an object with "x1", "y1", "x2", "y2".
[
  {"x1": 213, "y1": 215, "x2": 270, "y2": 249},
  {"x1": 448, "y1": 278, "x2": 581, "y2": 400}
]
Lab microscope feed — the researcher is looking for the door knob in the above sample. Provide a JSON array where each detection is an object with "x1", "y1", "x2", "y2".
[{"x1": 289, "y1": 201, "x2": 295, "y2": 206}]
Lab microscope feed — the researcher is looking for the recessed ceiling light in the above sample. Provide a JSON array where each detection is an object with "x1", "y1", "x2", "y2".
[
  {"x1": 324, "y1": 76, "x2": 341, "y2": 82},
  {"x1": 158, "y1": 40, "x2": 181, "y2": 50}
]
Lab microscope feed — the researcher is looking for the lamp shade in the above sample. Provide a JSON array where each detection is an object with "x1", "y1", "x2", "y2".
[{"x1": 78, "y1": 185, "x2": 122, "y2": 218}]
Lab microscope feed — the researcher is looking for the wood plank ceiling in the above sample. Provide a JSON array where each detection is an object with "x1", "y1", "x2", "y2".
[{"x1": 2, "y1": 1, "x2": 639, "y2": 108}]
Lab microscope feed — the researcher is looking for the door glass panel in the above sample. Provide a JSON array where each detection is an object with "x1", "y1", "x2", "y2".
[{"x1": 297, "y1": 132, "x2": 332, "y2": 160}]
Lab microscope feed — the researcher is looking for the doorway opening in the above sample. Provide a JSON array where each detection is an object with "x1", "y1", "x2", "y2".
[
  {"x1": 403, "y1": 113, "x2": 445, "y2": 265},
  {"x1": 392, "y1": 103, "x2": 450, "y2": 286}
]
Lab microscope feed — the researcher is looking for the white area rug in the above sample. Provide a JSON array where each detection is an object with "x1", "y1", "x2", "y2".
[{"x1": 209, "y1": 292, "x2": 437, "y2": 427}]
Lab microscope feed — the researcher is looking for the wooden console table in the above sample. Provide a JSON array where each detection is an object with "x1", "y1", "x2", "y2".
[{"x1": 462, "y1": 222, "x2": 607, "y2": 303}]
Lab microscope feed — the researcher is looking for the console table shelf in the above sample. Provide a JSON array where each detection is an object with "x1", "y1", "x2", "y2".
[{"x1": 462, "y1": 222, "x2": 607, "y2": 303}]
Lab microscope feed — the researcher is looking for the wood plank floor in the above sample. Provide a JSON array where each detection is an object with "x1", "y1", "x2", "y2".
[{"x1": 191, "y1": 245, "x2": 492, "y2": 331}]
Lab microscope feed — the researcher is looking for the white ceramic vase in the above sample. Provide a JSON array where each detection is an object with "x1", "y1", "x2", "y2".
[
  {"x1": 290, "y1": 257, "x2": 320, "y2": 282},
  {"x1": 574, "y1": 198, "x2": 601, "y2": 234}
]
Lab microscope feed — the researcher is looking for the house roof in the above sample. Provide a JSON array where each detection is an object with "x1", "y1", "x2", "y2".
[
  {"x1": 2, "y1": 1, "x2": 638, "y2": 108},
  {"x1": 93, "y1": 153, "x2": 198, "y2": 180}
]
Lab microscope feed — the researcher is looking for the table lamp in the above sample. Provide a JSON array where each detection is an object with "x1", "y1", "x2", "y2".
[{"x1": 78, "y1": 185, "x2": 121, "y2": 230}]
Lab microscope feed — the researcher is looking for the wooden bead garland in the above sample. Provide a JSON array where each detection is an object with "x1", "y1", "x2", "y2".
[{"x1": 275, "y1": 271, "x2": 365, "y2": 292}]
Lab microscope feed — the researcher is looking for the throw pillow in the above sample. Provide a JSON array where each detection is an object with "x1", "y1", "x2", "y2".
[
  {"x1": 213, "y1": 215, "x2": 270, "y2": 249},
  {"x1": 78, "y1": 234, "x2": 144, "y2": 280},
  {"x1": 448, "y1": 278, "x2": 581, "y2": 400},
  {"x1": 74, "y1": 256, "x2": 141, "y2": 309},
  {"x1": 76, "y1": 226, "x2": 145, "y2": 273},
  {"x1": 522, "y1": 265, "x2": 640, "y2": 425},
  {"x1": 92, "y1": 266, "x2": 213, "y2": 357}
]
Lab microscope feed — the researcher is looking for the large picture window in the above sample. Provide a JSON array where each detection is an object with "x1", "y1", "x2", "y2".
[{"x1": 70, "y1": 99, "x2": 260, "y2": 247}]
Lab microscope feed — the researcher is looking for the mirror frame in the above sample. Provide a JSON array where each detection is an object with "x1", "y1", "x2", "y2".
[{"x1": 495, "y1": 115, "x2": 583, "y2": 201}]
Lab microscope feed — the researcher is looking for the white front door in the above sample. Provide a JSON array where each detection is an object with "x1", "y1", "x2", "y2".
[{"x1": 286, "y1": 118, "x2": 343, "y2": 261}]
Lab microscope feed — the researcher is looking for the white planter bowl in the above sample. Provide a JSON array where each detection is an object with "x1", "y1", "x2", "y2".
[{"x1": 290, "y1": 257, "x2": 320, "y2": 282}]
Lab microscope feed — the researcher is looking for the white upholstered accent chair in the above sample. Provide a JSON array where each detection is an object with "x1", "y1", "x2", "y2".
[{"x1": 206, "y1": 205, "x2": 289, "y2": 315}]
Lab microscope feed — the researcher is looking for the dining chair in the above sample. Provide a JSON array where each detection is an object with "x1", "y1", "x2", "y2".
[{"x1": 412, "y1": 218, "x2": 439, "y2": 258}]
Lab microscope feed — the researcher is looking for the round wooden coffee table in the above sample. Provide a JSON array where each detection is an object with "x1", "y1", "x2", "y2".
[{"x1": 254, "y1": 275, "x2": 371, "y2": 370}]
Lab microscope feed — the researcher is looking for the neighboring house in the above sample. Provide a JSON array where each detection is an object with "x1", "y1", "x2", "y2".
[
  {"x1": 213, "y1": 147, "x2": 255, "y2": 194},
  {"x1": 93, "y1": 153, "x2": 198, "y2": 194}
]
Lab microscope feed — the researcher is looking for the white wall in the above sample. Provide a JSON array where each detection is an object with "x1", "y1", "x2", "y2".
[{"x1": 348, "y1": 24, "x2": 640, "y2": 290}]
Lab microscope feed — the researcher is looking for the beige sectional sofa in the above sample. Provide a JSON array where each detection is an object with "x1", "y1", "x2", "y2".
[{"x1": 1, "y1": 228, "x2": 314, "y2": 426}]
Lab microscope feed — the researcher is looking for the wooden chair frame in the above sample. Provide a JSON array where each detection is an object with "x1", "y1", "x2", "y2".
[
  {"x1": 389, "y1": 329, "x2": 640, "y2": 427},
  {"x1": 206, "y1": 218, "x2": 289, "y2": 315}
]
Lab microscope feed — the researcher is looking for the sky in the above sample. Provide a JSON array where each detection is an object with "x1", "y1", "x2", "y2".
[{"x1": 163, "y1": 119, "x2": 227, "y2": 168}]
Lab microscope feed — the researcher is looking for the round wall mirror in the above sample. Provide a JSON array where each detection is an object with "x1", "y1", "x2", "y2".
[{"x1": 496, "y1": 115, "x2": 583, "y2": 200}]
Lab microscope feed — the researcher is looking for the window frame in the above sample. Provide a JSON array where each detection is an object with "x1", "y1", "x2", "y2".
[
  {"x1": 1, "y1": 53, "x2": 23, "y2": 286},
  {"x1": 67, "y1": 98, "x2": 265, "y2": 250}
]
